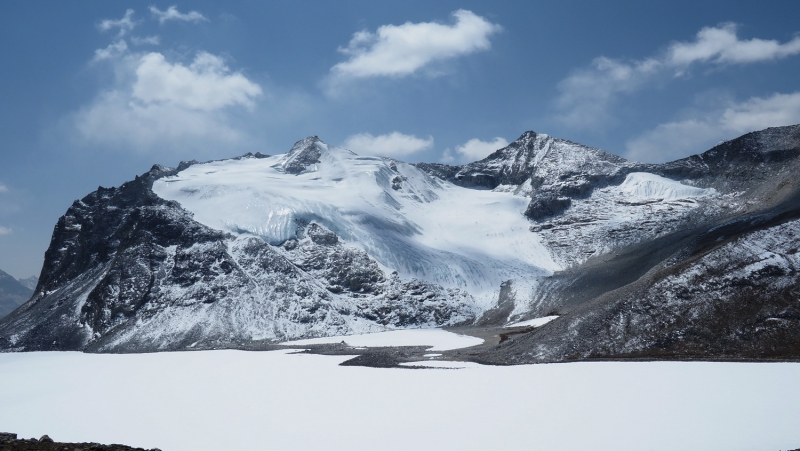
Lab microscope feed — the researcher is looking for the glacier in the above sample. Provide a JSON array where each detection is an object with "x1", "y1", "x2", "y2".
[{"x1": 152, "y1": 136, "x2": 559, "y2": 306}]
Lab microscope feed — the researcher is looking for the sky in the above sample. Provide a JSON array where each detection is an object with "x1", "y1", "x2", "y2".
[{"x1": 1, "y1": 1, "x2": 799, "y2": 279}]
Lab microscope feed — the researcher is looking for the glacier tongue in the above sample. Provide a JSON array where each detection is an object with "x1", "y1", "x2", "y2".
[
  {"x1": 619, "y1": 172, "x2": 711, "y2": 201},
  {"x1": 152, "y1": 141, "x2": 558, "y2": 301}
]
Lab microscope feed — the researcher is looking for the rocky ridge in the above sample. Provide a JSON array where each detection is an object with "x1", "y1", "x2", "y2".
[{"x1": 0, "y1": 432, "x2": 160, "y2": 451}]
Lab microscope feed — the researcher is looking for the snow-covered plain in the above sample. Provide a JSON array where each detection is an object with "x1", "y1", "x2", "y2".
[
  {"x1": 280, "y1": 328, "x2": 483, "y2": 351},
  {"x1": 1, "y1": 351, "x2": 799, "y2": 451}
]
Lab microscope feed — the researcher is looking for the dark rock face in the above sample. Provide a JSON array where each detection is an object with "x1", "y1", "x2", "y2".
[
  {"x1": 0, "y1": 269, "x2": 33, "y2": 319},
  {"x1": 524, "y1": 195, "x2": 571, "y2": 220},
  {"x1": 280, "y1": 136, "x2": 325, "y2": 174}
]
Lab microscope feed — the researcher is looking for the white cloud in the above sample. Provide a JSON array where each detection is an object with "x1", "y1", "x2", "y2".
[
  {"x1": 342, "y1": 132, "x2": 433, "y2": 158},
  {"x1": 330, "y1": 10, "x2": 501, "y2": 80},
  {"x1": 150, "y1": 6, "x2": 208, "y2": 24},
  {"x1": 93, "y1": 40, "x2": 128, "y2": 62},
  {"x1": 131, "y1": 35, "x2": 161, "y2": 46},
  {"x1": 132, "y1": 52, "x2": 262, "y2": 111},
  {"x1": 455, "y1": 137, "x2": 509, "y2": 162},
  {"x1": 71, "y1": 51, "x2": 263, "y2": 153},
  {"x1": 718, "y1": 91, "x2": 800, "y2": 132},
  {"x1": 668, "y1": 23, "x2": 800, "y2": 67},
  {"x1": 0, "y1": 226, "x2": 11, "y2": 236},
  {"x1": 556, "y1": 57, "x2": 662, "y2": 129},
  {"x1": 99, "y1": 9, "x2": 136, "y2": 37},
  {"x1": 556, "y1": 24, "x2": 800, "y2": 129},
  {"x1": 626, "y1": 91, "x2": 800, "y2": 163},
  {"x1": 440, "y1": 149, "x2": 455, "y2": 164},
  {"x1": 0, "y1": 183, "x2": 7, "y2": 193}
]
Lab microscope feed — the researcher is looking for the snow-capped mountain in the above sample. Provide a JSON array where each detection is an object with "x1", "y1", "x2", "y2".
[{"x1": 1, "y1": 125, "x2": 799, "y2": 362}]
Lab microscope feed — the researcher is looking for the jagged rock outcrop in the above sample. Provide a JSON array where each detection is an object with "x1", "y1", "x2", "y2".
[
  {"x1": 279, "y1": 136, "x2": 327, "y2": 174},
  {"x1": 0, "y1": 432, "x2": 161, "y2": 451}
]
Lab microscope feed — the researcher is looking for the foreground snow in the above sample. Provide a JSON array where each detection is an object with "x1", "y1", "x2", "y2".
[
  {"x1": 1, "y1": 351, "x2": 799, "y2": 451},
  {"x1": 280, "y1": 328, "x2": 483, "y2": 351}
]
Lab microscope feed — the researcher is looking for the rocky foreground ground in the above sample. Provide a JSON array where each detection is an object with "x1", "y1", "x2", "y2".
[{"x1": 0, "y1": 433, "x2": 160, "y2": 451}]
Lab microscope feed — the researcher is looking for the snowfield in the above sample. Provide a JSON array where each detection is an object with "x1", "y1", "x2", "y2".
[
  {"x1": 280, "y1": 328, "x2": 484, "y2": 351},
  {"x1": 505, "y1": 315, "x2": 560, "y2": 328},
  {"x1": 618, "y1": 172, "x2": 712, "y2": 201},
  {"x1": 1, "y1": 351, "x2": 799, "y2": 451}
]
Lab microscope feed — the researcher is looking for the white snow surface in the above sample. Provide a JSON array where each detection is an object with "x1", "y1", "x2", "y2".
[
  {"x1": 2, "y1": 351, "x2": 800, "y2": 451},
  {"x1": 505, "y1": 315, "x2": 559, "y2": 328},
  {"x1": 280, "y1": 328, "x2": 483, "y2": 351},
  {"x1": 152, "y1": 144, "x2": 558, "y2": 300},
  {"x1": 619, "y1": 172, "x2": 711, "y2": 201}
]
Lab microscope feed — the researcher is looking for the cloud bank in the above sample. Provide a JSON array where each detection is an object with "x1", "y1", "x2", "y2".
[
  {"x1": 626, "y1": 91, "x2": 800, "y2": 162},
  {"x1": 342, "y1": 132, "x2": 433, "y2": 158}
]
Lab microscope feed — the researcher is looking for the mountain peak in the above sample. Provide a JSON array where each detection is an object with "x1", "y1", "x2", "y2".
[{"x1": 281, "y1": 136, "x2": 328, "y2": 174}]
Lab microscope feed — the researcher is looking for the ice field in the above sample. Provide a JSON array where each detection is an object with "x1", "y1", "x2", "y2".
[{"x1": 1, "y1": 350, "x2": 799, "y2": 451}]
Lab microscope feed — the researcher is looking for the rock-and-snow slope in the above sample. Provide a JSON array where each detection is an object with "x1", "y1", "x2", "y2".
[
  {"x1": 153, "y1": 137, "x2": 557, "y2": 306},
  {"x1": 10, "y1": 125, "x2": 792, "y2": 357}
]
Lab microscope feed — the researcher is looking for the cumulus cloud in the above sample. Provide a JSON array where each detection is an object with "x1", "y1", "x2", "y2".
[
  {"x1": 132, "y1": 52, "x2": 262, "y2": 110},
  {"x1": 330, "y1": 10, "x2": 501, "y2": 81},
  {"x1": 342, "y1": 132, "x2": 433, "y2": 158},
  {"x1": 455, "y1": 137, "x2": 509, "y2": 162},
  {"x1": 150, "y1": 6, "x2": 208, "y2": 24},
  {"x1": 0, "y1": 226, "x2": 11, "y2": 236},
  {"x1": 131, "y1": 35, "x2": 160, "y2": 46},
  {"x1": 0, "y1": 183, "x2": 7, "y2": 193},
  {"x1": 557, "y1": 24, "x2": 800, "y2": 129},
  {"x1": 99, "y1": 9, "x2": 136, "y2": 37},
  {"x1": 626, "y1": 91, "x2": 800, "y2": 163},
  {"x1": 71, "y1": 51, "x2": 263, "y2": 153}
]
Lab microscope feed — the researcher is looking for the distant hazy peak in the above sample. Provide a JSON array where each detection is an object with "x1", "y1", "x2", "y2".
[{"x1": 17, "y1": 275, "x2": 39, "y2": 291}]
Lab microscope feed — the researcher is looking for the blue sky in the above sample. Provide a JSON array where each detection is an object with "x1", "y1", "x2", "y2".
[{"x1": 1, "y1": 1, "x2": 800, "y2": 278}]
